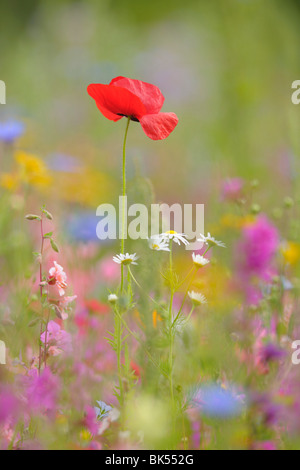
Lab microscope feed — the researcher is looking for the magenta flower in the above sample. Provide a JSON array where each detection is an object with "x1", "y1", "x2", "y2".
[
  {"x1": 25, "y1": 368, "x2": 60, "y2": 415},
  {"x1": 0, "y1": 390, "x2": 20, "y2": 424},
  {"x1": 236, "y1": 215, "x2": 279, "y2": 303},
  {"x1": 238, "y1": 215, "x2": 279, "y2": 280}
]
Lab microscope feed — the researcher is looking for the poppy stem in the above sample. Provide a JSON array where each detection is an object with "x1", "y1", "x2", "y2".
[{"x1": 120, "y1": 117, "x2": 130, "y2": 292}]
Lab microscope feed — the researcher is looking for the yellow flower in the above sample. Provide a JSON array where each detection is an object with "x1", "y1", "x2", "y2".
[
  {"x1": 0, "y1": 173, "x2": 19, "y2": 191},
  {"x1": 80, "y1": 429, "x2": 92, "y2": 442},
  {"x1": 281, "y1": 242, "x2": 300, "y2": 266},
  {"x1": 220, "y1": 214, "x2": 256, "y2": 230},
  {"x1": 15, "y1": 150, "x2": 52, "y2": 187},
  {"x1": 54, "y1": 169, "x2": 115, "y2": 206}
]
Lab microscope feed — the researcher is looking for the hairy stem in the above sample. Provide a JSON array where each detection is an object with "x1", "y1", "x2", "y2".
[
  {"x1": 120, "y1": 117, "x2": 130, "y2": 292},
  {"x1": 38, "y1": 217, "x2": 44, "y2": 375}
]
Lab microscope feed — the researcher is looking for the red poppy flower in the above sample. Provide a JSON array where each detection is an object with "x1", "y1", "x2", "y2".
[
  {"x1": 85, "y1": 299, "x2": 110, "y2": 315},
  {"x1": 130, "y1": 360, "x2": 141, "y2": 379},
  {"x1": 87, "y1": 76, "x2": 178, "y2": 140}
]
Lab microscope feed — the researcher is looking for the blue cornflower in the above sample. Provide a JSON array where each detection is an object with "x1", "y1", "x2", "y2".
[
  {"x1": 0, "y1": 120, "x2": 24, "y2": 143},
  {"x1": 192, "y1": 384, "x2": 244, "y2": 419}
]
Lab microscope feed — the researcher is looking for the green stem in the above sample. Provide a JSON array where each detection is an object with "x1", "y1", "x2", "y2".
[
  {"x1": 115, "y1": 309, "x2": 124, "y2": 407},
  {"x1": 172, "y1": 246, "x2": 211, "y2": 327},
  {"x1": 168, "y1": 240, "x2": 175, "y2": 410},
  {"x1": 113, "y1": 306, "x2": 168, "y2": 379},
  {"x1": 38, "y1": 216, "x2": 45, "y2": 376},
  {"x1": 185, "y1": 305, "x2": 195, "y2": 324},
  {"x1": 115, "y1": 117, "x2": 130, "y2": 410},
  {"x1": 128, "y1": 266, "x2": 164, "y2": 309},
  {"x1": 173, "y1": 268, "x2": 197, "y2": 327},
  {"x1": 120, "y1": 117, "x2": 131, "y2": 293}
]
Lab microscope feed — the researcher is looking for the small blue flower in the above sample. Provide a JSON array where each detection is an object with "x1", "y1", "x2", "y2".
[
  {"x1": 192, "y1": 384, "x2": 244, "y2": 419},
  {"x1": 94, "y1": 401, "x2": 112, "y2": 420},
  {"x1": 66, "y1": 211, "x2": 114, "y2": 243},
  {"x1": 67, "y1": 212, "x2": 100, "y2": 242},
  {"x1": 0, "y1": 120, "x2": 24, "y2": 143},
  {"x1": 281, "y1": 276, "x2": 294, "y2": 291}
]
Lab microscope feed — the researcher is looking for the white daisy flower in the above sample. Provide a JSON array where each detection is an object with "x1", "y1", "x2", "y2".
[
  {"x1": 192, "y1": 253, "x2": 210, "y2": 268},
  {"x1": 188, "y1": 291, "x2": 207, "y2": 306},
  {"x1": 197, "y1": 232, "x2": 226, "y2": 248},
  {"x1": 112, "y1": 253, "x2": 138, "y2": 266},
  {"x1": 148, "y1": 236, "x2": 170, "y2": 252},
  {"x1": 157, "y1": 231, "x2": 189, "y2": 246},
  {"x1": 108, "y1": 294, "x2": 118, "y2": 304}
]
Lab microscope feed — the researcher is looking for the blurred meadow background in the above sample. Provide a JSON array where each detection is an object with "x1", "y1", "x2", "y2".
[{"x1": 1, "y1": 0, "x2": 300, "y2": 450}]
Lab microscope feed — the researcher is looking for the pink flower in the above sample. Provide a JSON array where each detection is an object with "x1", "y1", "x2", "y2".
[
  {"x1": 254, "y1": 441, "x2": 277, "y2": 451},
  {"x1": 238, "y1": 215, "x2": 279, "y2": 279},
  {"x1": 84, "y1": 406, "x2": 99, "y2": 436},
  {"x1": 55, "y1": 296, "x2": 77, "y2": 320},
  {"x1": 48, "y1": 261, "x2": 67, "y2": 296},
  {"x1": 24, "y1": 368, "x2": 60, "y2": 415},
  {"x1": 222, "y1": 178, "x2": 244, "y2": 202},
  {"x1": 41, "y1": 321, "x2": 72, "y2": 355}
]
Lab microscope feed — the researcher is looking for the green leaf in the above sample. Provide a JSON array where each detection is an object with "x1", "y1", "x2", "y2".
[
  {"x1": 44, "y1": 232, "x2": 53, "y2": 238},
  {"x1": 50, "y1": 238, "x2": 59, "y2": 253}
]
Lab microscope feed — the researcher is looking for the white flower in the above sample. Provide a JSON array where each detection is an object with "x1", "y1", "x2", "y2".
[
  {"x1": 157, "y1": 231, "x2": 189, "y2": 246},
  {"x1": 148, "y1": 236, "x2": 170, "y2": 252},
  {"x1": 188, "y1": 291, "x2": 207, "y2": 306},
  {"x1": 192, "y1": 253, "x2": 210, "y2": 268},
  {"x1": 112, "y1": 253, "x2": 138, "y2": 266},
  {"x1": 197, "y1": 232, "x2": 226, "y2": 248},
  {"x1": 108, "y1": 294, "x2": 118, "y2": 304}
]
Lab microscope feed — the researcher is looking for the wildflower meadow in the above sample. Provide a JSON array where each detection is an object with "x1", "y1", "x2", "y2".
[{"x1": 1, "y1": 0, "x2": 300, "y2": 453}]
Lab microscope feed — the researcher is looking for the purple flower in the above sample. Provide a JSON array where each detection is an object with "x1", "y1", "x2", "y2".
[
  {"x1": 259, "y1": 343, "x2": 286, "y2": 363},
  {"x1": 251, "y1": 393, "x2": 282, "y2": 426},
  {"x1": 0, "y1": 120, "x2": 24, "y2": 143}
]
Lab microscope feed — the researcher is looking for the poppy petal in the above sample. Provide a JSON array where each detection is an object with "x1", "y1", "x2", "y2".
[
  {"x1": 87, "y1": 84, "x2": 146, "y2": 120},
  {"x1": 110, "y1": 77, "x2": 165, "y2": 115},
  {"x1": 139, "y1": 112, "x2": 178, "y2": 140},
  {"x1": 95, "y1": 103, "x2": 122, "y2": 122}
]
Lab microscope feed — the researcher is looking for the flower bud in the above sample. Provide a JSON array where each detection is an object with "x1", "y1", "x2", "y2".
[
  {"x1": 250, "y1": 204, "x2": 261, "y2": 215},
  {"x1": 284, "y1": 197, "x2": 294, "y2": 209},
  {"x1": 108, "y1": 294, "x2": 118, "y2": 304},
  {"x1": 25, "y1": 214, "x2": 41, "y2": 221}
]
